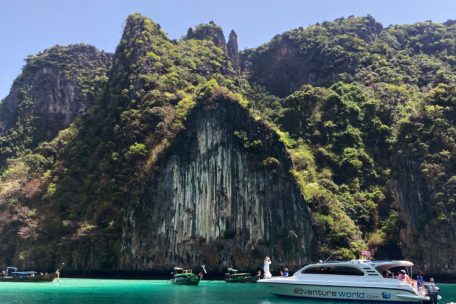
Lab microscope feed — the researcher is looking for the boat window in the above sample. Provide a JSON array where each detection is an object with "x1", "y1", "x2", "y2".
[{"x1": 302, "y1": 266, "x2": 364, "y2": 276}]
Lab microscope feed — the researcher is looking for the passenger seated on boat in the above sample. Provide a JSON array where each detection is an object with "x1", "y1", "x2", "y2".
[
  {"x1": 382, "y1": 270, "x2": 393, "y2": 278},
  {"x1": 398, "y1": 269, "x2": 408, "y2": 280},
  {"x1": 398, "y1": 269, "x2": 415, "y2": 286},
  {"x1": 280, "y1": 267, "x2": 289, "y2": 277}
]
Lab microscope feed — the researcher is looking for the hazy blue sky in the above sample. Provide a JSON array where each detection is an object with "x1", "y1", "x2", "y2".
[{"x1": 1, "y1": 0, "x2": 456, "y2": 99}]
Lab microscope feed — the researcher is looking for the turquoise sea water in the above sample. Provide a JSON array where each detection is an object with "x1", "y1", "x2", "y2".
[{"x1": 0, "y1": 279, "x2": 455, "y2": 304}]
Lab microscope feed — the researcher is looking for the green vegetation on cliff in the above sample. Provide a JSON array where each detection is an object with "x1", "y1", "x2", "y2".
[
  {"x1": 242, "y1": 15, "x2": 456, "y2": 96},
  {"x1": 0, "y1": 14, "x2": 246, "y2": 269},
  {"x1": 242, "y1": 16, "x2": 456, "y2": 260},
  {"x1": 395, "y1": 84, "x2": 456, "y2": 222},
  {"x1": 1, "y1": 14, "x2": 456, "y2": 272}
]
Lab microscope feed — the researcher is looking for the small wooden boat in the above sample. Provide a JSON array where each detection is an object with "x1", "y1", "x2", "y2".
[
  {"x1": 224, "y1": 268, "x2": 259, "y2": 283},
  {"x1": 0, "y1": 267, "x2": 56, "y2": 282},
  {"x1": 170, "y1": 267, "x2": 202, "y2": 285}
]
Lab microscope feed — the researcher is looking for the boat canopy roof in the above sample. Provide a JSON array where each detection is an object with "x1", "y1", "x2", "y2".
[
  {"x1": 365, "y1": 260, "x2": 413, "y2": 273},
  {"x1": 367, "y1": 260, "x2": 414, "y2": 268},
  {"x1": 313, "y1": 260, "x2": 414, "y2": 272},
  {"x1": 321, "y1": 260, "x2": 413, "y2": 267},
  {"x1": 12, "y1": 271, "x2": 37, "y2": 275},
  {"x1": 174, "y1": 267, "x2": 192, "y2": 273}
]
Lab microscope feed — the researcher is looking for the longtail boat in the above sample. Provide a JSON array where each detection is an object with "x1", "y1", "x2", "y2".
[
  {"x1": 0, "y1": 267, "x2": 56, "y2": 282},
  {"x1": 225, "y1": 268, "x2": 259, "y2": 283}
]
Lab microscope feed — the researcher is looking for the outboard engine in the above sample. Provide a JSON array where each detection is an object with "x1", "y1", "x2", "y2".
[{"x1": 423, "y1": 279, "x2": 440, "y2": 304}]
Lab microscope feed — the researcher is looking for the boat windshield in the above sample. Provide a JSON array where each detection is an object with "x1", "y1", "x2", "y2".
[
  {"x1": 372, "y1": 261, "x2": 413, "y2": 277},
  {"x1": 303, "y1": 266, "x2": 364, "y2": 276},
  {"x1": 373, "y1": 262, "x2": 417, "y2": 288}
]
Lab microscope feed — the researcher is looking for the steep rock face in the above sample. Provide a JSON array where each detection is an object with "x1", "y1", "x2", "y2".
[
  {"x1": 392, "y1": 87, "x2": 456, "y2": 275},
  {"x1": 227, "y1": 30, "x2": 240, "y2": 71},
  {"x1": 241, "y1": 36, "x2": 302, "y2": 97},
  {"x1": 0, "y1": 44, "x2": 111, "y2": 151},
  {"x1": 122, "y1": 98, "x2": 315, "y2": 271},
  {"x1": 393, "y1": 151, "x2": 456, "y2": 274}
]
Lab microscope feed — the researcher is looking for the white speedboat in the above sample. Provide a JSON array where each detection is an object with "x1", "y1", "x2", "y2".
[{"x1": 258, "y1": 260, "x2": 441, "y2": 303}]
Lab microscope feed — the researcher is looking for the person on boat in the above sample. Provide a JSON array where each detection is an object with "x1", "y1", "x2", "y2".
[
  {"x1": 426, "y1": 278, "x2": 439, "y2": 303},
  {"x1": 256, "y1": 269, "x2": 263, "y2": 279},
  {"x1": 398, "y1": 269, "x2": 414, "y2": 285},
  {"x1": 397, "y1": 269, "x2": 407, "y2": 280},
  {"x1": 280, "y1": 267, "x2": 289, "y2": 277},
  {"x1": 263, "y1": 256, "x2": 272, "y2": 279},
  {"x1": 382, "y1": 270, "x2": 393, "y2": 278},
  {"x1": 416, "y1": 271, "x2": 425, "y2": 287},
  {"x1": 55, "y1": 268, "x2": 60, "y2": 282}
]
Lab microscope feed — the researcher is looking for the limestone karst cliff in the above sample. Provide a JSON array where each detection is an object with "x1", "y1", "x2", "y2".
[
  {"x1": 0, "y1": 14, "x2": 316, "y2": 273},
  {"x1": 0, "y1": 44, "x2": 112, "y2": 164},
  {"x1": 241, "y1": 16, "x2": 456, "y2": 275},
  {"x1": 122, "y1": 97, "x2": 315, "y2": 271},
  {"x1": 392, "y1": 84, "x2": 456, "y2": 275},
  {"x1": 0, "y1": 13, "x2": 455, "y2": 276}
]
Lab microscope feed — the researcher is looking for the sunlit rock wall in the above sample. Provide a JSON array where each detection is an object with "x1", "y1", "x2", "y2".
[
  {"x1": 123, "y1": 99, "x2": 316, "y2": 271},
  {"x1": 393, "y1": 150, "x2": 456, "y2": 275}
]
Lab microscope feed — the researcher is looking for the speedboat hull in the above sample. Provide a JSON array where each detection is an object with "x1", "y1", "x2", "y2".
[{"x1": 259, "y1": 280, "x2": 429, "y2": 302}]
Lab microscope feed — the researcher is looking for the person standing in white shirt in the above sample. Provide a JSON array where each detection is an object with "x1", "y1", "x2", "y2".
[{"x1": 263, "y1": 256, "x2": 272, "y2": 278}]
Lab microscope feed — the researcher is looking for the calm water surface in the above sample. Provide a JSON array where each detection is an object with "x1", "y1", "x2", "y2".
[{"x1": 1, "y1": 279, "x2": 455, "y2": 304}]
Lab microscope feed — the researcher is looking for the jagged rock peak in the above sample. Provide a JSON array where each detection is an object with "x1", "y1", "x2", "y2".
[
  {"x1": 121, "y1": 13, "x2": 166, "y2": 40},
  {"x1": 227, "y1": 30, "x2": 240, "y2": 71},
  {"x1": 110, "y1": 13, "x2": 169, "y2": 89},
  {"x1": 114, "y1": 13, "x2": 169, "y2": 57},
  {"x1": 25, "y1": 44, "x2": 111, "y2": 68},
  {"x1": 186, "y1": 21, "x2": 227, "y2": 50}
]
